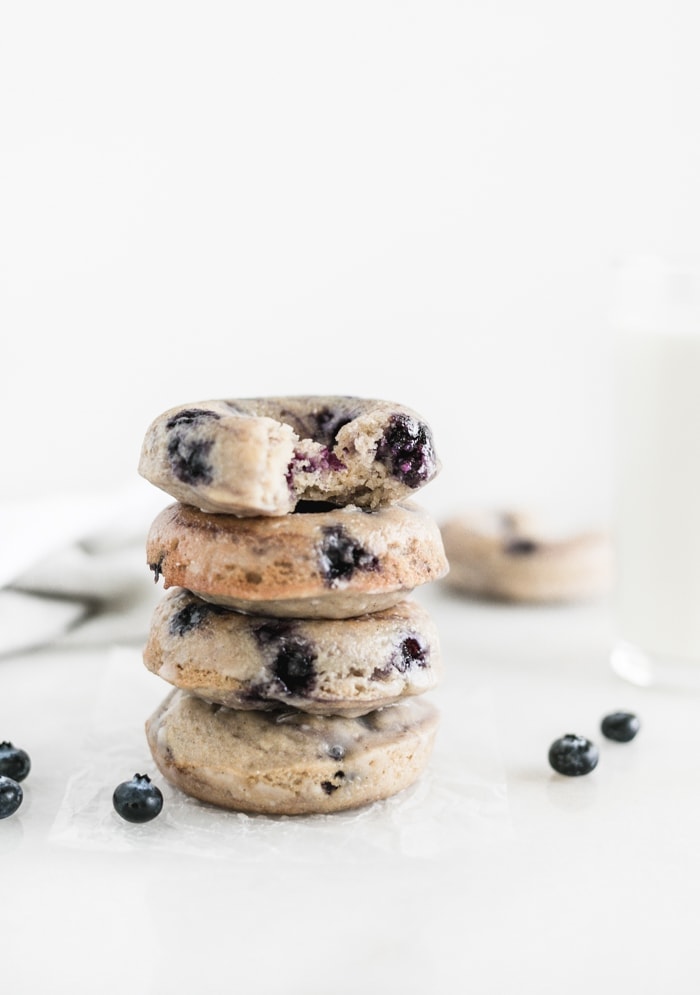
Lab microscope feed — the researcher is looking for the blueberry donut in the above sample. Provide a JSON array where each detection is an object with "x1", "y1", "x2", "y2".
[
  {"x1": 145, "y1": 689, "x2": 439, "y2": 815},
  {"x1": 138, "y1": 396, "x2": 440, "y2": 516},
  {"x1": 440, "y1": 509, "x2": 613, "y2": 603},
  {"x1": 147, "y1": 500, "x2": 449, "y2": 619},
  {"x1": 143, "y1": 588, "x2": 442, "y2": 717}
]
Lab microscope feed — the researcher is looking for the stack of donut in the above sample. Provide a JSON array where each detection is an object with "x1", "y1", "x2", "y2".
[{"x1": 137, "y1": 396, "x2": 448, "y2": 816}]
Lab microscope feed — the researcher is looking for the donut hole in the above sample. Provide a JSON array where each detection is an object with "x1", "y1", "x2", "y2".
[{"x1": 293, "y1": 500, "x2": 341, "y2": 515}]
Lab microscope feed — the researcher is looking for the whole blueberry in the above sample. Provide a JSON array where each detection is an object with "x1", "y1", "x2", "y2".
[
  {"x1": 548, "y1": 734, "x2": 599, "y2": 776},
  {"x1": 0, "y1": 741, "x2": 31, "y2": 782},
  {"x1": 113, "y1": 773, "x2": 164, "y2": 823},
  {"x1": 0, "y1": 775, "x2": 23, "y2": 819},
  {"x1": 601, "y1": 712, "x2": 640, "y2": 743}
]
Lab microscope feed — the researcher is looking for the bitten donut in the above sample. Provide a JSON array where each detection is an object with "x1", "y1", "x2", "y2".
[
  {"x1": 138, "y1": 395, "x2": 440, "y2": 516},
  {"x1": 147, "y1": 500, "x2": 449, "y2": 618},
  {"x1": 143, "y1": 588, "x2": 442, "y2": 717},
  {"x1": 145, "y1": 689, "x2": 440, "y2": 815},
  {"x1": 440, "y1": 509, "x2": 613, "y2": 603}
]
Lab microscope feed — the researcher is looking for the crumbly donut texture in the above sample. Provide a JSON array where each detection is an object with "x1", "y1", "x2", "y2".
[
  {"x1": 440, "y1": 509, "x2": 613, "y2": 603},
  {"x1": 143, "y1": 588, "x2": 442, "y2": 717},
  {"x1": 145, "y1": 689, "x2": 440, "y2": 815},
  {"x1": 138, "y1": 396, "x2": 441, "y2": 516},
  {"x1": 147, "y1": 500, "x2": 449, "y2": 619}
]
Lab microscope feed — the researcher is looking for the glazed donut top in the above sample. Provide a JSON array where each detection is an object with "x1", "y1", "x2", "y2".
[{"x1": 138, "y1": 395, "x2": 441, "y2": 516}]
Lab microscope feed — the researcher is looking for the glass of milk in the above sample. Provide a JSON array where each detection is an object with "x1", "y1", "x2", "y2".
[{"x1": 610, "y1": 255, "x2": 700, "y2": 688}]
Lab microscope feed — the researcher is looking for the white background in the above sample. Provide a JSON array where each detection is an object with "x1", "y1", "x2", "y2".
[{"x1": 3, "y1": 1, "x2": 699, "y2": 522}]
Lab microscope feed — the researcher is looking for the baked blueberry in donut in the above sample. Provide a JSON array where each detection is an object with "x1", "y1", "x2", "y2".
[
  {"x1": 253, "y1": 620, "x2": 318, "y2": 695},
  {"x1": 168, "y1": 599, "x2": 230, "y2": 637},
  {"x1": 165, "y1": 409, "x2": 222, "y2": 429},
  {"x1": 318, "y1": 525, "x2": 379, "y2": 585},
  {"x1": 166, "y1": 409, "x2": 221, "y2": 486},
  {"x1": 375, "y1": 414, "x2": 437, "y2": 489},
  {"x1": 394, "y1": 635, "x2": 428, "y2": 672},
  {"x1": 373, "y1": 634, "x2": 428, "y2": 680}
]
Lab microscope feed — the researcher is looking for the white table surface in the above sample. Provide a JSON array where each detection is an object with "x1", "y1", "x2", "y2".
[{"x1": 2, "y1": 582, "x2": 698, "y2": 995}]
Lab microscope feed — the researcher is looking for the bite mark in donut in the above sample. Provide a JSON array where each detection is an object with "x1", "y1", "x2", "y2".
[{"x1": 139, "y1": 396, "x2": 441, "y2": 516}]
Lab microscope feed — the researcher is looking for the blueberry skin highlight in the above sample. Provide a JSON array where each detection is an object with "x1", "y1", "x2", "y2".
[
  {"x1": 0, "y1": 776, "x2": 23, "y2": 819},
  {"x1": 0, "y1": 741, "x2": 31, "y2": 782},
  {"x1": 548, "y1": 734, "x2": 599, "y2": 776},
  {"x1": 601, "y1": 712, "x2": 640, "y2": 743},
  {"x1": 113, "y1": 773, "x2": 164, "y2": 824}
]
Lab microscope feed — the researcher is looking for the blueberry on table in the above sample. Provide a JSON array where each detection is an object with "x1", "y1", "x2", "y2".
[
  {"x1": 601, "y1": 712, "x2": 640, "y2": 743},
  {"x1": 0, "y1": 776, "x2": 23, "y2": 819},
  {"x1": 548, "y1": 734, "x2": 599, "y2": 776},
  {"x1": 113, "y1": 773, "x2": 164, "y2": 823},
  {"x1": 0, "y1": 741, "x2": 31, "y2": 782}
]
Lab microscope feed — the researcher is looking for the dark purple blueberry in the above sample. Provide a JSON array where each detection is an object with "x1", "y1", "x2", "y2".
[
  {"x1": 318, "y1": 526, "x2": 379, "y2": 585},
  {"x1": 0, "y1": 742, "x2": 31, "y2": 782},
  {"x1": 149, "y1": 557, "x2": 164, "y2": 583},
  {"x1": 327, "y1": 745, "x2": 345, "y2": 761},
  {"x1": 167, "y1": 433, "x2": 215, "y2": 485},
  {"x1": 254, "y1": 621, "x2": 318, "y2": 695},
  {"x1": 0, "y1": 776, "x2": 23, "y2": 819},
  {"x1": 165, "y1": 408, "x2": 221, "y2": 429},
  {"x1": 112, "y1": 773, "x2": 163, "y2": 824},
  {"x1": 504, "y1": 538, "x2": 539, "y2": 555},
  {"x1": 375, "y1": 414, "x2": 437, "y2": 488},
  {"x1": 394, "y1": 635, "x2": 427, "y2": 672},
  {"x1": 548, "y1": 734, "x2": 599, "y2": 776},
  {"x1": 165, "y1": 409, "x2": 220, "y2": 486},
  {"x1": 169, "y1": 598, "x2": 229, "y2": 637},
  {"x1": 601, "y1": 712, "x2": 640, "y2": 743},
  {"x1": 321, "y1": 771, "x2": 345, "y2": 794},
  {"x1": 373, "y1": 634, "x2": 429, "y2": 680}
]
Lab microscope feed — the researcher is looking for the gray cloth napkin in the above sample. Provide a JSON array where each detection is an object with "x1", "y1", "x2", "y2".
[{"x1": 0, "y1": 482, "x2": 167, "y2": 657}]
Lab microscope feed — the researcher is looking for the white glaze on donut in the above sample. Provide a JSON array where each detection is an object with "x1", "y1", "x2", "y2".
[
  {"x1": 143, "y1": 588, "x2": 442, "y2": 716},
  {"x1": 146, "y1": 688, "x2": 440, "y2": 815},
  {"x1": 146, "y1": 500, "x2": 449, "y2": 619}
]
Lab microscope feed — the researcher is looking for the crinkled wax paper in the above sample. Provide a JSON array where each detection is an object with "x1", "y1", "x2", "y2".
[{"x1": 50, "y1": 647, "x2": 512, "y2": 860}]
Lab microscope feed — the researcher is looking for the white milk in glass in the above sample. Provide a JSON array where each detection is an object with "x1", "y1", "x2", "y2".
[{"x1": 611, "y1": 257, "x2": 700, "y2": 686}]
